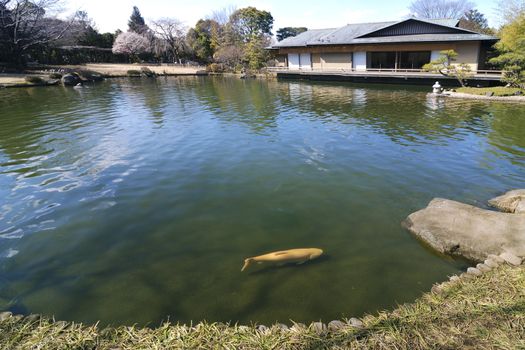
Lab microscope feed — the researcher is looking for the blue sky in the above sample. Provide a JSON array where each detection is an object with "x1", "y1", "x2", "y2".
[{"x1": 64, "y1": 0, "x2": 502, "y2": 34}]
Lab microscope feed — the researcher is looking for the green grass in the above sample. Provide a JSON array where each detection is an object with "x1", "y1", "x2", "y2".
[
  {"x1": 456, "y1": 87, "x2": 525, "y2": 96},
  {"x1": 1, "y1": 263, "x2": 524, "y2": 349}
]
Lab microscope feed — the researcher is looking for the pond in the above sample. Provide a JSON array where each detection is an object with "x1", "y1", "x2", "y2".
[{"x1": 0, "y1": 77, "x2": 524, "y2": 326}]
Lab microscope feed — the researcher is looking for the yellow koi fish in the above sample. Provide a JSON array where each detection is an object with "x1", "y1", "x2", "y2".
[{"x1": 241, "y1": 248, "x2": 323, "y2": 272}]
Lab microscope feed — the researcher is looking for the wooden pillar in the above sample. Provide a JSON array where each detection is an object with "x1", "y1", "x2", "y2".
[{"x1": 395, "y1": 52, "x2": 399, "y2": 72}]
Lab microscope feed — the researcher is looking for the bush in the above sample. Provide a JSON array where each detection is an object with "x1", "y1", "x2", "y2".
[
  {"x1": 207, "y1": 63, "x2": 225, "y2": 73},
  {"x1": 48, "y1": 72, "x2": 62, "y2": 79},
  {"x1": 24, "y1": 76, "x2": 45, "y2": 84},
  {"x1": 127, "y1": 70, "x2": 141, "y2": 77},
  {"x1": 456, "y1": 86, "x2": 525, "y2": 96},
  {"x1": 234, "y1": 64, "x2": 244, "y2": 73}
]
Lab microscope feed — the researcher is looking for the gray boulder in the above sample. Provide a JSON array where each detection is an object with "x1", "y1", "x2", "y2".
[
  {"x1": 403, "y1": 197, "x2": 525, "y2": 262},
  {"x1": 488, "y1": 189, "x2": 525, "y2": 214},
  {"x1": 61, "y1": 73, "x2": 82, "y2": 86}
]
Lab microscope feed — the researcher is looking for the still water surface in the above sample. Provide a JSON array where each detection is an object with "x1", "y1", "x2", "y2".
[{"x1": 0, "y1": 77, "x2": 524, "y2": 325}]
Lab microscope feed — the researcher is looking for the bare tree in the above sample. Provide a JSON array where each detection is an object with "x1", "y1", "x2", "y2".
[
  {"x1": 409, "y1": 0, "x2": 474, "y2": 19},
  {"x1": 496, "y1": 0, "x2": 525, "y2": 25},
  {"x1": 112, "y1": 31, "x2": 150, "y2": 61},
  {"x1": 150, "y1": 18, "x2": 187, "y2": 63},
  {"x1": 53, "y1": 10, "x2": 94, "y2": 46},
  {"x1": 208, "y1": 5, "x2": 237, "y2": 26},
  {"x1": 0, "y1": 0, "x2": 76, "y2": 65}
]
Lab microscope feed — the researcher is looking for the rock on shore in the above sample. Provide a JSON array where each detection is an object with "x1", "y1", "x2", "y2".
[
  {"x1": 403, "y1": 194, "x2": 525, "y2": 262},
  {"x1": 61, "y1": 73, "x2": 82, "y2": 86},
  {"x1": 488, "y1": 189, "x2": 525, "y2": 214}
]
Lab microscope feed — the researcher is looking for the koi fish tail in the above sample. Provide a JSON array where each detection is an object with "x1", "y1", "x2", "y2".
[{"x1": 241, "y1": 258, "x2": 254, "y2": 272}]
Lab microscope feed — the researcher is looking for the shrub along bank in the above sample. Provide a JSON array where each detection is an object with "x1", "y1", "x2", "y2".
[{"x1": 456, "y1": 86, "x2": 525, "y2": 96}]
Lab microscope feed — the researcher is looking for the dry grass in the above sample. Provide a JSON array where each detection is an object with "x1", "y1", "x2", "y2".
[
  {"x1": 59, "y1": 63, "x2": 206, "y2": 77},
  {"x1": 0, "y1": 63, "x2": 206, "y2": 87},
  {"x1": 0, "y1": 74, "x2": 30, "y2": 86},
  {"x1": 0, "y1": 74, "x2": 58, "y2": 87},
  {"x1": 1, "y1": 263, "x2": 524, "y2": 349}
]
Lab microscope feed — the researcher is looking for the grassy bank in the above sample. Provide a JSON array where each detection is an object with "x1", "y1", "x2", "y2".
[
  {"x1": 456, "y1": 86, "x2": 525, "y2": 96},
  {"x1": 1, "y1": 262, "x2": 524, "y2": 349}
]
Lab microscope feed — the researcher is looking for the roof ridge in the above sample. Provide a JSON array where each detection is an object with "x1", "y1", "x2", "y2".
[
  {"x1": 306, "y1": 28, "x2": 339, "y2": 31},
  {"x1": 342, "y1": 20, "x2": 396, "y2": 26}
]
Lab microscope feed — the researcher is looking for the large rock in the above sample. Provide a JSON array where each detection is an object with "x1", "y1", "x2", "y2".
[
  {"x1": 403, "y1": 198, "x2": 525, "y2": 262},
  {"x1": 488, "y1": 189, "x2": 525, "y2": 214},
  {"x1": 61, "y1": 73, "x2": 82, "y2": 86}
]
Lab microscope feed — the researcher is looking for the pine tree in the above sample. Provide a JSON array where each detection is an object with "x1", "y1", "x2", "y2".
[
  {"x1": 128, "y1": 6, "x2": 147, "y2": 34},
  {"x1": 459, "y1": 9, "x2": 493, "y2": 35}
]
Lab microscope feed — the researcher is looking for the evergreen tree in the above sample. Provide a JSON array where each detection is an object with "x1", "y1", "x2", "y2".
[
  {"x1": 128, "y1": 6, "x2": 147, "y2": 34},
  {"x1": 187, "y1": 19, "x2": 221, "y2": 63},
  {"x1": 276, "y1": 27, "x2": 307, "y2": 41},
  {"x1": 459, "y1": 9, "x2": 493, "y2": 35},
  {"x1": 222, "y1": 7, "x2": 273, "y2": 70},
  {"x1": 228, "y1": 7, "x2": 273, "y2": 43},
  {"x1": 243, "y1": 34, "x2": 270, "y2": 70}
]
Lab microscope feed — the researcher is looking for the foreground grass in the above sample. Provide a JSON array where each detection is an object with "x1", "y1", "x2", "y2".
[
  {"x1": 456, "y1": 86, "x2": 525, "y2": 96},
  {"x1": 1, "y1": 264, "x2": 524, "y2": 349}
]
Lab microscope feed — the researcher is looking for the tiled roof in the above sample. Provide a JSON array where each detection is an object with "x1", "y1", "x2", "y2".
[{"x1": 272, "y1": 18, "x2": 497, "y2": 48}]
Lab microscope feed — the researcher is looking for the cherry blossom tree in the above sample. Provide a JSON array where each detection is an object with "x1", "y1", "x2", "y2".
[{"x1": 112, "y1": 31, "x2": 150, "y2": 62}]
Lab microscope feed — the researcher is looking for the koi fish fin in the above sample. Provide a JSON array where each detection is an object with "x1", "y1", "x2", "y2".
[{"x1": 241, "y1": 258, "x2": 254, "y2": 272}]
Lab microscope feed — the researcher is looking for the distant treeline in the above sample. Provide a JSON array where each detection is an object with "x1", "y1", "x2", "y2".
[{"x1": 0, "y1": 1, "x2": 309, "y2": 71}]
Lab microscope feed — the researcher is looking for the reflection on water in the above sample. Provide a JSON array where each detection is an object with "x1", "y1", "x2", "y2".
[{"x1": 0, "y1": 77, "x2": 524, "y2": 326}]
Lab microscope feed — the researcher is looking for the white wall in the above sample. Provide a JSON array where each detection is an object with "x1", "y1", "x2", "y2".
[
  {"x1": 319, "y1": 53, "x2": 353, "y2": 70},
  {"x1": 300, "y1": 53, "x2": 312, "y2": 70},
  {"x1": 353, "y1": 52, "x2": 367, "y2": 71},
  {"x1": 455, "y1": 42, "x2": 480, "y2": 71},
  {"x1": 288, "y1": 53, "x2": 312, "y2": 70},
  {"x1": 430, "y1": 50, "x2": 442, "y2": 62},
  {"x1": 288, "y1": 53, "x2": 300, "y2": 70}
]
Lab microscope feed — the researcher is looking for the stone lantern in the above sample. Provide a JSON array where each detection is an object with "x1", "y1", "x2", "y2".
[{"x1": 432, "y1": 81, "x2": 442, "y2": 94}]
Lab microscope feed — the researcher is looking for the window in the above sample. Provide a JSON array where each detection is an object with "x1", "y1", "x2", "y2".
[
  {"x1": 367, "y1": 51, "x2": 431, "y2": 70},
  {"x1": 398, "y1": 51, "x2": 431, "y2": 69},
  {"x1": 368, "y1": 52, "x2": 396, "y2": 69}
]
